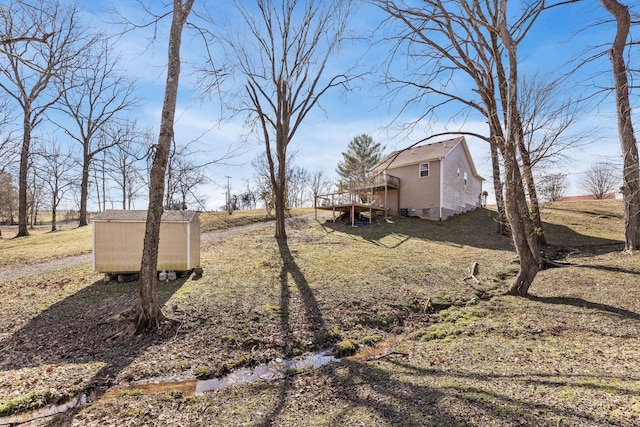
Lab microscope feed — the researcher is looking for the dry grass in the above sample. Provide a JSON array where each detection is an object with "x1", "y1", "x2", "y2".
[
  {"x1": 0, "y1": 225, "x2": 92, "y2": 269},
  {"x1": 199, "y1": 207, "x2": 315, "y2": 232},
  {"x1": 1, "y1": 200, "x2": 639, "y2": 426}
]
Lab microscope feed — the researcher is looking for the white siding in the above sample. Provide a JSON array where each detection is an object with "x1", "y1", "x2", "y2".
[{"x1": 441, "y1": 143, "x2": 482, "y2": 215}]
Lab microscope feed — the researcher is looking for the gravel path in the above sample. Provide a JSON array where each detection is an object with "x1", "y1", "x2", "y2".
[
  {"x1": 0, "y1": 212, "x2": 333, "y2": 284},
  {"x1": 0, "y1": 253, "x2": 94, "y2": 284}
]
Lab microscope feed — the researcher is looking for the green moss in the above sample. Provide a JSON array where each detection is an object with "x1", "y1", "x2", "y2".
[
  {"x1": 333, "y1": 339, "x2": 360, "y2": 357},
  {"x1": 0, "y1": 390, "x2": 54, "y2": 416},
  {"x1": 160, "y1": 390, "x2": 183, "y2": 401},
  {"x1": 118, "y1": 389, "x2": 142, "y2": 397},
  {"x1": 362, "y1": 335, "x2": 384, "y2": 345},
  {"x1": 408, "y1": 322, "x2": 462, "y2": 342},
  {"x1": 122, "y1": 407, "x2": 149, "y2": 417},
  {"x1": 316, "y1": 326, "x2": 342, "y2": 347},
  {"x1": 439, "y1": 306, "x2": 483, "y2": 323}
]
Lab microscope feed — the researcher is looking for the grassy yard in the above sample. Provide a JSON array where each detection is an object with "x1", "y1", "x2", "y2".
[
  {"x1": 0, "y1": 201, "x2": 638, "y2": 426},
  {"x1": 0, "y1": 208, "x2": 313, "y2": 269}
]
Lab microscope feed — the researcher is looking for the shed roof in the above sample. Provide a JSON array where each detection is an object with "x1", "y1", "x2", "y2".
[{"x1": 93, "y1": 209, "x2": 199, "y2": 223}]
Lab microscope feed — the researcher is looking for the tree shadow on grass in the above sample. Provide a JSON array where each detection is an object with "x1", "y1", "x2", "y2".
[
  {"x1": 323, "y1": 208, "x2": 623, "y2": 254},
  {"x1": 319, "y1": 358, "x2": 634, "y2": 426},
  {"x1": 276, "y1": 237, "x2": 328, "y2": 343},
  {"x1": 528, "y1": 295, "x2": 640, "y2": 321},
  {"x1": 0, "y1": 277, "x2": 186, "y2": 417},
  {"x1": 258, "y1": 238, "x2": 329, "y2": 427}
]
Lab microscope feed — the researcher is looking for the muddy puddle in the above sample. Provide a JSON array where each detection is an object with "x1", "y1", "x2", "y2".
[
  {"x1": 0, "y1": 350, "x2": 337, "y2": 426},
  {"x1": 0, "y1": 394, "x2": 86, "y2": 426},
  {"x1": 197, "y1": 349, "x2": 336, "y2": 393},
  {"x1": 1, "y1": 339, "x2": 401, "y2": 425}
]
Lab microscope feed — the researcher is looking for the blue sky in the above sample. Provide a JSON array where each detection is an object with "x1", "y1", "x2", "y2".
[{"x1": 79, "y1": 0, "x2": 636, "y2": 210}]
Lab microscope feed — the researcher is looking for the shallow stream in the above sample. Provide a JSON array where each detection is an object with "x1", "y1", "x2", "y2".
[{"x1": 0, "y1": 350, "x2": 338, "y2": 426}]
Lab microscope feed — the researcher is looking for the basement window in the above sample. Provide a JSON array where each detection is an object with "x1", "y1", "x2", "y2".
[{"x1": 419, "y1": 163, "x2": 429, "y2": 177}]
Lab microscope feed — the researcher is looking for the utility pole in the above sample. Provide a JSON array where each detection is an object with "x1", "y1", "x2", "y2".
[{"x1": 225, "y1": 175, "x2": 232, "y2": 215}]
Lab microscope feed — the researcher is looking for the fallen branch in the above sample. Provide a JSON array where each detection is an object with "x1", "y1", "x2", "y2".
[
  {"x1": 98, "y1": 307, "x2": 137, "y2": 325},
  {"x1": 369, "y1": 351, "x2": 409, "y2": 361},
  {"x1": 463, "y1": 261, "x2": 480, "y2": 286}
]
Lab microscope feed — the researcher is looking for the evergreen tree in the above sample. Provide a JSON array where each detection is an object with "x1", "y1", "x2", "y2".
[{"x1": 336, "y1": 134, "x2": 384, "y2": 186}]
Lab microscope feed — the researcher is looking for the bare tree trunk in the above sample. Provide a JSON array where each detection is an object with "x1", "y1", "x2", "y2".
[
  {"x1": 79, "y1": 149, "x2": 90, "y2": 226},
  {"x1": 17, "y1": 117, "x2": 30, "y2": 237},
  {"x1": 134, "y1": 0, "x2": 194, "y2": 334},
  {"x1": 517, "y1": 125, "x2": 546, "y2": 246},
  {"x1": 498, "y1": 0, "x2": 542, "y2": 296},
  {"x1": 51, "y1": 207, "x2": 57, "y2": 232},
  {"x1": 490, "y1": 136, "x2": 509, "y2": 236},
  {"x1": 94, "y1": 165, "x2": 101, "y2": 213},
  {"x1": 600, "y1": 0, "x2": 640, "y2": 251},
  {"x1": 274, "y1": 109, "x2": 288, "y2": 239}
]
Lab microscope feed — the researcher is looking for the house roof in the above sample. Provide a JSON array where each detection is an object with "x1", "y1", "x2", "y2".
[
  {"x1": 372, "y1": 136, "x2": 483, "y2": 179},
  {"x1": 93, "y1": 209, "x2": 199, "y2": 223}
]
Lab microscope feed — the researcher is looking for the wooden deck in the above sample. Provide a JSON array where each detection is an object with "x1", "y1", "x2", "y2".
[
  {"x1": 315, "y1": 201, "x2": 388, "y2": 226},
  {"x1": 314, "y1": 171, "x2": 400, "y2": 226}
]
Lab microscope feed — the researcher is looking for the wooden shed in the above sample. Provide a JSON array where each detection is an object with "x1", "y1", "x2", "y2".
[{"x1": 92, "y1": 210, "x2": 200, "y2": 274}]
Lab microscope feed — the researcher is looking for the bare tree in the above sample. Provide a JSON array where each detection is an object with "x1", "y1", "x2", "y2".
[
  {"x1": 310, "y1": 169, "x2": 333, "y2": 207},
  {"x1": 238, "y1": 179, "x2": 258, "y2": 210},
  {"x1": 0, "y1": 171, "x2": 18, "y2": 232},
  {"x1": 580, "y1": 163, "x2": 620, "y2": 200},
  {"x1": 518, "y1": 74, "x2": 591, "y2": 245},
  {"x1": 32, "y1": 139, "x2": 77, "y2": 231},
  {"x1": 92, "y1": 149, "x2": 109, "y2": 212},
  {"x1": 538, "y1": 173, "x2": 568, "y2": 203},
  {"x1": 520, "y1": 74, "x2": 591, "y2": 170},
  {"x1": 26, "y1": 158, "x2": 44, "y2": 229},
  {"x1": 104, "y1": 120, "x2": 149, "y2": 210},
  {"x1": 134, "y1": 0, "x2": 194, "y2": 334},
  {"x1": 164, "y1": 141, "x2": 209, "y2": 210},
  {"x1": 286, "y1": 164, "x2": 310, "y2": 208},
  {"x1": 226, "y1": 0, "x2": 355, "y2": 238},
  {"x1": 55, "y1": 35, "x2": 139, "y2": 226},
  {"x1": 0, "y1": 95, "x2": 17, "y2": 173},
  {"x1": 599, "y1": 0, "x2": 640, "y2": 251},
  {"x1": 0, "y1": 0, "x2": 90, "y2": 236}
]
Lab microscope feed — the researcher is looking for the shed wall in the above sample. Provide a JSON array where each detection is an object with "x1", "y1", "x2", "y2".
[
  {"x1": 189, "y1": 216, "x2": 201, "y2": 269},
  {"x1": 93, "y1": 220, "x2": 196, "y2": 273}
]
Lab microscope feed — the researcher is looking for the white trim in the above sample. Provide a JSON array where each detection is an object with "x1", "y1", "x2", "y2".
[
  {"x1": 439, "y1": 159, "x2": 444, "y2": 219},
  {"x1": 91, "y1": 222, "x2": 96, "y2": 271},
  {"x1": 419, "y1": 162, "x2": 430, "y2": 177},
  {"x1": 186, "y1": 222, "x2": 191, "y2": 269}
]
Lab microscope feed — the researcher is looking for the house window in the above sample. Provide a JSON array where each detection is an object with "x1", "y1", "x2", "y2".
[
  {"x1": 419, "y1": 163, "x2": 429, "y2": 177},
  {"x1": 457, "y1": 168, "x2": 460, "y2": 178},
  {"x1": 464, "y1": 172, "x2": 468, "y2": 187}
]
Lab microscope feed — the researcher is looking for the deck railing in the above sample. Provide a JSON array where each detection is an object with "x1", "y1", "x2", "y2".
[
  {"x1": 347, "y1": 171, "x2": 400, "y2": 190},
  {"x1": 315, "y1": 191, "x2": 354, "y2": 207}
]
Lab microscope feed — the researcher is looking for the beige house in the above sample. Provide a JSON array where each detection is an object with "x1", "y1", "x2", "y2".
[
  {"x1": 92, "y1": 210, "x2": 200, "y2": 274},
  {"x1": 370, "y1": 137, "x2": 484, "y2": 220}
]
